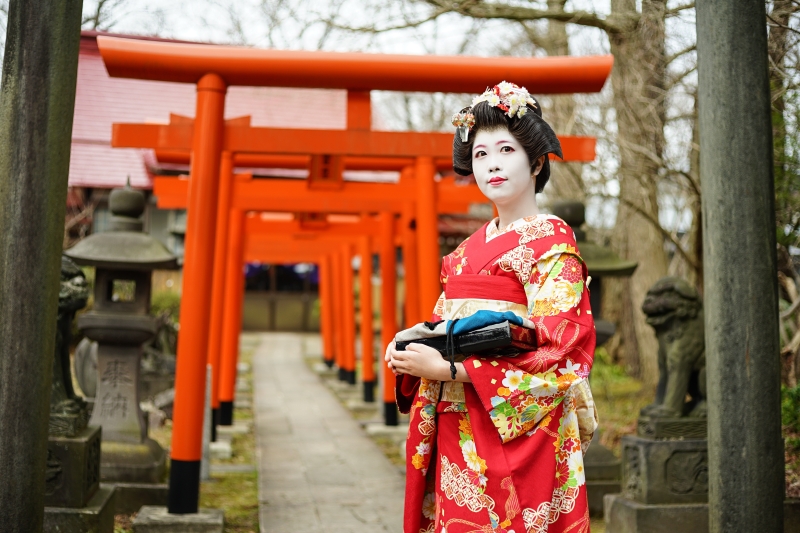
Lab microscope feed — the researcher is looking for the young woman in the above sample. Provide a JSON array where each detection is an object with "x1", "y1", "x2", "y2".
[{"x1": 386, "y1": 82, "x2": 598, "y2": 533}]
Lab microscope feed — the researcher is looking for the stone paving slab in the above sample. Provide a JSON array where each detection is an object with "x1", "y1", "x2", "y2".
[{"x1": 252, "y1": 333, "x2": 404, "y2": 533}]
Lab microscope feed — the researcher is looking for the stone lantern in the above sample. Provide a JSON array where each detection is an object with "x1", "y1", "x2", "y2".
[
  {"x1": 66, "y1": 184, "x2": 178, "y2": 483},
  {"x1": 551, "y1": 201, "x2": 637, "y2": 345},
  {"x1": 550, "y1": 200, "x2": 638, "y2": 518}
]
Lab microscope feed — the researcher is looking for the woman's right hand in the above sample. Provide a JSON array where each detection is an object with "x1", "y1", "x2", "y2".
[{"x1": 384, "y1": 340, "x2": 397, "y2": 375}]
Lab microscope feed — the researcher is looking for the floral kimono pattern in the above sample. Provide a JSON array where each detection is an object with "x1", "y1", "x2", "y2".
[{"x1": 397, "y1": 215, "x2": 598, "y2": 533}]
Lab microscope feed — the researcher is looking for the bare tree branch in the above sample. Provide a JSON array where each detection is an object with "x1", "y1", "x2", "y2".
[
  {"x1": 422, "y1": 0, "x2": 637, "y2": 34},
  {"x1": 597, "y1": 193, "x2": 701, "y2": 274}
]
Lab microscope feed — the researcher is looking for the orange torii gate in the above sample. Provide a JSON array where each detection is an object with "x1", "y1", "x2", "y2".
[
  {"x1": 155, "y1": 172, "x2": 470, "y2": 426},
  {"x1": 98, "y1": 34, "x2": 612, "y2": 513}
]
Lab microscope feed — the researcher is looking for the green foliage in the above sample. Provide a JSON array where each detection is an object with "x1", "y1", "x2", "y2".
[
  {"x1": 783, "y1": 385, "x2": 800, "y2": 435},
  {"x1": 150, "y1": 290, "x2": 181, "y2": 322}
]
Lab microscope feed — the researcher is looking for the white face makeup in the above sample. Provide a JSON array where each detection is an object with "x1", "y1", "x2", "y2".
[{"x1": 471, "y1": 127, "x2": 539, "y2": 207}]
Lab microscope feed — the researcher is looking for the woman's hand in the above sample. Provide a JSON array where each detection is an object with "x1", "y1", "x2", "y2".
[{"x1": 388, "y1": 342, "x2": 449, "y2": 380}]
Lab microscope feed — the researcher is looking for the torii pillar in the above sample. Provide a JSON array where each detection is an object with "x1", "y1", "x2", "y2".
[{"x1": 169, "y1": 74, "x2": 226, "y2": 514}]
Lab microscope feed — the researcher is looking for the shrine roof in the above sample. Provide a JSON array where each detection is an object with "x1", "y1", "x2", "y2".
[{"x1": 70, "y1": 31, "x2": 347, "y2": 190}]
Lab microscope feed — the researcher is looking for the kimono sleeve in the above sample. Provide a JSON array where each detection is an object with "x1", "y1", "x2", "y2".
[
  {"x1": 395, "y1": 291, "x2": 445, "y2": 414},
  {"x1": 463, "y1": 251, "x2": 596, "y2": 444}
]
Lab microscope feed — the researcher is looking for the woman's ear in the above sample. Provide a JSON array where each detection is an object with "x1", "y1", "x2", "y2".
[{"x1": 531, "y1": 155, "x2": 546, "y2": 177}]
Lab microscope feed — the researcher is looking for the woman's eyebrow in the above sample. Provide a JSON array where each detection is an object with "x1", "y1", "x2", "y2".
[
  {"x1": 495, "y1": 139, "x2": 513, "y2": 145},
  {"x1": 473, "y1": 144, "x2": 487, "y2": 151}
]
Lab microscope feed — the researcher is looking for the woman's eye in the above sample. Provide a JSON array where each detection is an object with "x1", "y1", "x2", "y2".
[
  {"x1": 474, "y1": 150, "x2": 486, "y2": 158},
  {"x1": 500, "y1": 145, "x2": 514, "y2": 153}
]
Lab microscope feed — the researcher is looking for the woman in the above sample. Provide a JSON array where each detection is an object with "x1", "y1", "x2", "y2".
[{"x1": 386, "y1": 82, "x2": 598, "y2": 533}]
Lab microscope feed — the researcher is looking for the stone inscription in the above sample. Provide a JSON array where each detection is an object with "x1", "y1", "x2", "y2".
[{"x1": 101, "y1": 360, "x2": 132, "y2": 388}]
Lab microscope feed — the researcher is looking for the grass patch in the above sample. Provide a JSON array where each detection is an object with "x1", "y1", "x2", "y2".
[
  {"x1": 200, "y1": 472, "x2": 259, "y2": 533},
  {"x1": 590, "y1": 348, "x2": 652, "y2": 455}
]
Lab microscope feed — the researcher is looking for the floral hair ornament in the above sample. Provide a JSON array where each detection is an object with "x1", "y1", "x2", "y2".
[{"x1": 451, "y1": 81, "x2": 538, "y2": 142}]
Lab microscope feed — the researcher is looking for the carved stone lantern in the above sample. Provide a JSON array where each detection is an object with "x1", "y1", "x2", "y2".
[
  {"x1": 65, "y1": 184, "x2": 178, "y2": 482},
  {"x1": 551, "y1": 201, "x2": 638, "y2": 345}
]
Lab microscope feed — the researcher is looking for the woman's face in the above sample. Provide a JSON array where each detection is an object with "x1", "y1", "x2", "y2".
[{"x1": 471, "y1": 127, "x2": 539, "y2": 207}]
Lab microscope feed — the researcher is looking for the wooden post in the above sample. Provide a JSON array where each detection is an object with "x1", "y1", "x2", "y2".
[
  {"x1": 206, "y1": 151, "x2": 233, "y2": 442},
  {"x1": 169, "y1": 73, "x2": 227, "y2": 515},
  {"x1": 415, "y1": 156, "x2": 440, "y2": 316},
  {"x1": 0, "y1": 0, "x2": 82, "y2": 528},
  {"x1": 359, "y1": 234, "x2": 375, "y2": 401},
  {"x1": 331, "y1": 246, "x2": 346, "y2": 379},
  {"x1": 402, "y1": 200, "x2": 420, "y2": 326},
  {"x1": 218, "y1": 208, "x2": 245, "y2": 426},
  {"x1": 319, "y1": 254, "x2": 335, "y2": 367},
  {"x1": 697, "y1": 1, "x2": 784, "y2": 530},
  {"x1": 380, "y1": 212, "x2": 399, "y2": 425},
  {"x1": 341, "y1": 243, "x2": 357, "y2": 385}
]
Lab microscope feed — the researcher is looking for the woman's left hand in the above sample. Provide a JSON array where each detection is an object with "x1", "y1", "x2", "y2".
[{"x1": 388, "y1": 342, "x2": 449, "y2": 381}]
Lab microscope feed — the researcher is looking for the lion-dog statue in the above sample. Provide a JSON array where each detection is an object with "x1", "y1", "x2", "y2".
[
  {"x1": 49, "y1": 256, "x2": 91, "y2": 436},
  {"x1": 640, "y1": 276, "x2": 706, "y2": 418}
]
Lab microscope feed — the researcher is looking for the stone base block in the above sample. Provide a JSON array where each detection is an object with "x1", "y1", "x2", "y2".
[
  {"x1": 45, "y1": 426, "x2": 101, "y2": 508},
  {"x1": 209, "y1": 440, "x2": 232, "y2": 460},
  {"x1": 345, "y1": 399, "x2": 380, "y2": 414},
  {"x1": 604, "y1": 493, "x2": 707, "y2": 533},
  {"x1": 587, "y1": 480, "x2": 621, "y2": 517},
  {"x1": 44, "y1": 485, "x2": 115, "y2": 533},
  {"x1": 100, "y1": 437, "x2": 166, "y2": 483},
  {"x1": 364, "y1": 422, "x2": 410, "y2": 438},
  {"x1": 101, "y1": 482, "x2": 168, "y2": 515},
  {"x1": 621, "y1": 435, "x2": 707, "y2": 505},
  {"x1": 132, "y1": 506, "x2": 224, "y2": 533},
  {"x1": 216, "y1": 422, "x2": 250, "y2": 436},
  {"x1": 605, "y1": 494, "x2": 800, "y2": 533},
  {"x1": 637, "y1": 416, "x2": 706, "y2": 440}
]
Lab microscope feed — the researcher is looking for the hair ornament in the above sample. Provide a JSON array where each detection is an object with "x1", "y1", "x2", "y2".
[
  {"x1": 451, "y1": 111, "x2": 475, "y2": 142},
  {"x1": 452, "y1": 81, "x2": 538, "y2": 141}
]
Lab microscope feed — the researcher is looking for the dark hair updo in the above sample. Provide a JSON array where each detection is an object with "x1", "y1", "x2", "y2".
[{"x1": 452, "y1": 99, "x2": 562, "y2": 193}]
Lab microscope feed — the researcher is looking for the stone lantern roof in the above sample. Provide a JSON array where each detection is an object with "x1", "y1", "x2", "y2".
[
  {"x1": 66, "y1": 184, "x2": 178, "y2": 271},
  {"x1": 550, "y1": 200, "x2": 638, "y2": 277}
]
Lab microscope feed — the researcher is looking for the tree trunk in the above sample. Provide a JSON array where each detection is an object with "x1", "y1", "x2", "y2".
[
  {"x1": 604, "y1": 0, "x2": 669, "y2": 385},
  {"x1": 539, "y1": 0, "x2": 585, "y2": 203}
]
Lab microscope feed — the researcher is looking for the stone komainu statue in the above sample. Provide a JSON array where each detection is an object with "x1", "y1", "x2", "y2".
[
  {"x1": 640, "y1": 276, "x2": 706, "y2": 418},
  {"x1": 49, "y1": 256, "x2": 90, "y2": 436}
]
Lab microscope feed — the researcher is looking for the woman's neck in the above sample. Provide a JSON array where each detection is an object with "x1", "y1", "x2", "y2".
[{"x1": 496, "y1": 196, "x2": 540, "y2": 229}]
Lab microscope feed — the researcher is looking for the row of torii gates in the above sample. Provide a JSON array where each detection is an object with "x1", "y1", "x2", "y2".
[{"x1": 97, "y1": 36, "x2": 613, "y2": 513}]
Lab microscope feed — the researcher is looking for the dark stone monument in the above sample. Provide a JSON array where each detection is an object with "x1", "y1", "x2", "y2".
[
  {"x1": 551, "y1": 201, "x2": 637, "y2": 517},
  {"x1": 604, "y1": 276, "x2": 709, "y2": 532},
  {"x1": 0, "y1": 1, "x2": 82, "y2": 530},
  {"x1": 697, "y1": 2, "x2": 785, "y2": 531},
  {"x1": 65, "y1": 184, "x2": 177, "y2": 493},
  {"x1": 43, "y1": 257, "x2": 115, "y2": 532}
]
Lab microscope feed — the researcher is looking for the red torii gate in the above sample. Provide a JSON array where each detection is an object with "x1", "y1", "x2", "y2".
[{"x1": 98, "y1": 35, "x2": 612, "y2": 513}]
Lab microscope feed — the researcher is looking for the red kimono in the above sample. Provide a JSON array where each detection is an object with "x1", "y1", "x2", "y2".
[{"x1": 397, "y1": 215, "x2": 598, "y2": 533}]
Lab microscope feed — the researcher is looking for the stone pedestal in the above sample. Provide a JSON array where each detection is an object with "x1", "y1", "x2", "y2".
[
  {"x1": 100, "y1": 438, "x2": 166, "y2": 483},
  {"x1": 44, "y1": 485, "x2": 115, "y2": 533},
  {"x1": 102, "y1": 482, "x2": 169, "y2": 515},
  {"x1": 584, "y1": 435, "x2": 621, "y2": 517},
  {"x1": 86, "y1": 341, "x2": 167, "y2": 483},
  {"x1": 132, "y1": 506, "x2": 224, "y2": 533},
  {"x1": 605, "y1": 495, "x2": 800, "y2": 533},
  {"x1": 621, "y1": 435, "x2": 708, "y2": 505},
  {"x1": 45, "y1": 426, "x2": 101, "y2": 509},
  {"x1": 605, "y1": 431, "x2": 710, "y2": 532}
]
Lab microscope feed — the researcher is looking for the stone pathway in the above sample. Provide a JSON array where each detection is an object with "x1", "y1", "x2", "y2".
[{"x1": 252, "y1": 333, "x2": 405, "y2": 533}]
